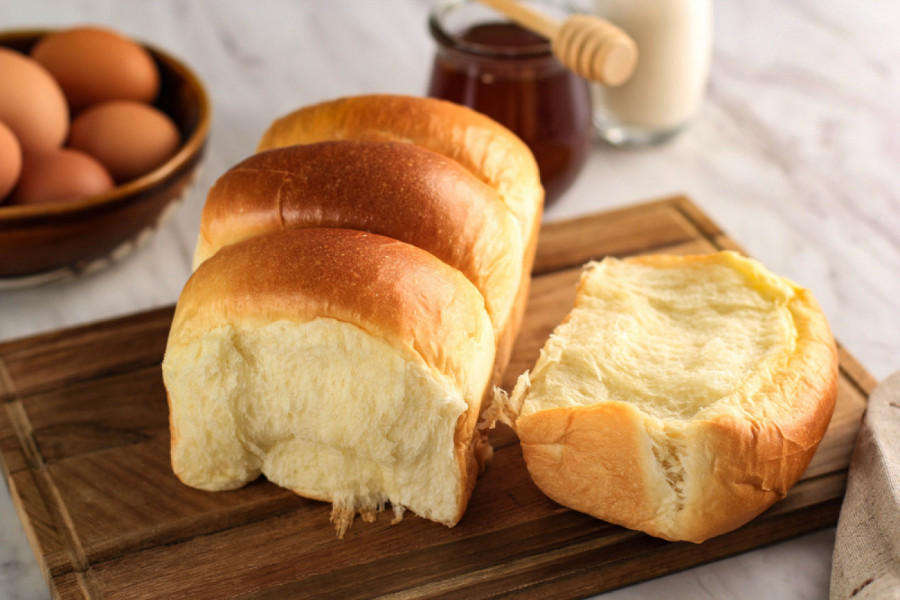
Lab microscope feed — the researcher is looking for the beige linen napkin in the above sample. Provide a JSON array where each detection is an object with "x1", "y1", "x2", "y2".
[{"x1": 831, "y1": 371, "x2": 900, "y2": 599}]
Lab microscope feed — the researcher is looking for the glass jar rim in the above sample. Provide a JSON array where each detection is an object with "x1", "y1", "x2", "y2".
[{"x1": 428, "y1": 0, "x2": 554, "y2": 59}]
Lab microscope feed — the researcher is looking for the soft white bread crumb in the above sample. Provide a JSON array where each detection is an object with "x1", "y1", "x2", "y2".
[
  {"x1": 504, "y1": 251, "x2": 838, "y2": 543},
  {"x1": 165, "y1": 319, "x2": 467, "y2": 526}
]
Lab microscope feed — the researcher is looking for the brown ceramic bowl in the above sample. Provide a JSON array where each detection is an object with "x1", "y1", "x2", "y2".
[{"x1": 0, "y1": 29, "x2": 210, "y2": 286}]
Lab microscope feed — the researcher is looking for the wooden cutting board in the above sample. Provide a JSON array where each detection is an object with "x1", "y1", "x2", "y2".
[{"x1": 0, "y1": 196, "x2": 874, "y2": 600}]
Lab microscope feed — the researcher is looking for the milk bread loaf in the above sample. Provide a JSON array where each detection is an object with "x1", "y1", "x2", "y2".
[
  {"x1": 257, "y1": 94, "x2": 544, "y2": 249},
  {"x1": 163, "y1": 95, "x2": 544, "y2": 534},
  {"x1": 501, "y1": 251, "x2": 838, "y2": 543}
]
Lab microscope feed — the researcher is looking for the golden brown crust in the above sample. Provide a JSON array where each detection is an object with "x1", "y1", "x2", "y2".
[
  {"x1": 256, "y1": 94, "x2": 544, "y2": 247},
  {"x1": 513, "y1": 253, "x2": 839, "y2": 543},
  {"x1": 517, "y1": 404, "x2": 657, "y2": 529},
  {"x1": 195, "y1": 141, "x2": 523, "y2": 343}
]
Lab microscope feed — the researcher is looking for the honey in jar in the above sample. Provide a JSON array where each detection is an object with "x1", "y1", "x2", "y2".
[{"x1": 427, "y1": 1, "x2": 592, "y2": 205}]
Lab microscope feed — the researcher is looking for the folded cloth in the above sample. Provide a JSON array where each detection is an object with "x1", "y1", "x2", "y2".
[{"x1": 831, "y1": 370, "x2": 900, "y2": 599}]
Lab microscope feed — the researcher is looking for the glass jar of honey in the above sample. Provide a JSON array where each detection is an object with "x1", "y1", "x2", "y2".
[{"x1": 427, "y1": 0, "x2": 592, "y2": 205}]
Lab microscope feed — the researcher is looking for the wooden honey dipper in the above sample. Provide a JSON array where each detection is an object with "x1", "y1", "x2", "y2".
[{"x1": 475, "y1": 0, "x2": 638, "y2": 86}]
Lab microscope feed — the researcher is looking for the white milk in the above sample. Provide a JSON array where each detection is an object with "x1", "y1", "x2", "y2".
[{"x1": 592, "y1": 0, "x2": 713, "y2": 145}]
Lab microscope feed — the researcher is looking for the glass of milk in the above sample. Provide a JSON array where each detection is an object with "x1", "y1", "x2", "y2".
[{"x1": 591, "y1": 0, "x2": 713, "y2": 146}]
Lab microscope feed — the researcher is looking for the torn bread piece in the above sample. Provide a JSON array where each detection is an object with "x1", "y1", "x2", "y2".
[{"x1": 501, "y1": 251, "x2": 838, "y2": 543}]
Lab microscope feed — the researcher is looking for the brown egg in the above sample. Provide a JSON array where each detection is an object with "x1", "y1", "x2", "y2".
[
  {"x1": 0, "y1": 120, "x2": 23, "y2": 202},
  {"x1": 68, "y1": 100, "x2": 180, "y2": 183},
  {"x1": 10, "y1": 148, "x2": 114, "y2": 205},
  {"x1": 0, "y1": 48, "x2": 69, "y2": 153},
  {"x1": 31, "y1": 26, "x2": 160, "y2": 113}
]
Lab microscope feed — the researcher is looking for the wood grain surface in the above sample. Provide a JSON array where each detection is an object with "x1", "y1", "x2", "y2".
[{"x1": 0, "y1": 196, "x2": 872, "y2": 600}]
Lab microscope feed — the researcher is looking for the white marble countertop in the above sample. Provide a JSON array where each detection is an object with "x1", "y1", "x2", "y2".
[{"x1": 0, "y1": 0, "x2": 897, "y2": 598}]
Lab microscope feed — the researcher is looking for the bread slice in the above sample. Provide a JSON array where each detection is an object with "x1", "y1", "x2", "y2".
[
  {"x1": 501, "y1": 251, "x2": 838, "y2": 543},
  {"x1": 163, "y1": 228, "x2": 495, "y2": 535}
]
